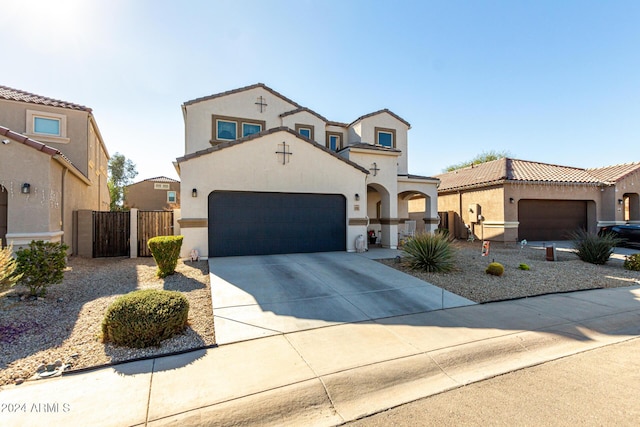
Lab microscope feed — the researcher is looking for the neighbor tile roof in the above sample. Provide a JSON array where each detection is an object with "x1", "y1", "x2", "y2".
[
  {"x1": 0, "y1": 85, "x2": 91, "y2": 111},
  {"x1": 436, "y1": 158, "x2": 610, "y2": 192},
  {"x1": 586, "y1": 162, "x2": 640, "y2": 183},
  {"x1": 143, "y1": 176, "x2": 180, "y2": 183}
]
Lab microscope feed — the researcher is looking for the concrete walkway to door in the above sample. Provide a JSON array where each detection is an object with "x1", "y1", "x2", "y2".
[{"x1": 209, "y1": 250, "x2": 475, "y2": 344}]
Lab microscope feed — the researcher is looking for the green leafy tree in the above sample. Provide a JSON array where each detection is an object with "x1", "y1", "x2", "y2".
[
  {"x1": 108, "y1": 152, "x2": 138, "y2": 211},
  {"x1": 444, "y1": 150, "x2": 511, "y2": 172}
]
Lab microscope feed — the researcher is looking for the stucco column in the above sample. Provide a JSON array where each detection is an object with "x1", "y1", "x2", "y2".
[
  {"x1": 130, "y1": 208, "x2": 138, "y2": 258},
  {"x1": 380, "y1": 220, "x2": 398, "y2": 249}
]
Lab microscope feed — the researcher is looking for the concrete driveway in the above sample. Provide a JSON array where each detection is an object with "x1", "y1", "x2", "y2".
[{"x1": 209, "y1": 250, "x2": 475, "y2": 344}]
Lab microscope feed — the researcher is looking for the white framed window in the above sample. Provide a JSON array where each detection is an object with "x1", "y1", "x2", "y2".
[
  {"x1": 167, "y1": 191, "x2": 177, "y2": 203},
  {"x1": 242, "y1": 122, "x2": 262, "y2": 137},
  {"x1": 26, "y1": 110, "x2": 70, "y2": 143},
  {"x1": 212, "y1": 115, "x2": 265, "y2": 144},
  {"x1": 326, "y1": 131, "x2": 342, "y2": 151},
  {"x1": 216, "y1": 120, "x2": 237, "y2": 140},
  {"x1": 154, "y1": 183, "x2": 170, "y2": 190},
  {"x1": 295, "y1": 124, "x2": 315, "y2": 140}
]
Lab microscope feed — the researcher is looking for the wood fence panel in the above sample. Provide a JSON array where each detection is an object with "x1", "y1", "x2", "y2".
[
  {"x1": 138, "y1": 211, "x2": 174, "y2": 257},
  {"x1": 93, "y1": 211, "x2": 130, "y2": 257}
]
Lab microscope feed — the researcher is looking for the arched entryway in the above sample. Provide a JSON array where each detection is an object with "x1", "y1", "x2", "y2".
[
  {"x1": 623, "y1": 193, "x2": 640, "y2": 222},
  {"x1": 398, "y1": 191, "x2": 433, "y2": 235},
  {"x1": 366, "y1": 183, "x2": 397, "y2": 248},
  {"x1": 0, "y1": 185, "x2": 7, "y2": 247}
]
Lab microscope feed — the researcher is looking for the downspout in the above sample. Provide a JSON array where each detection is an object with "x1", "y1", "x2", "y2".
[
  {"x1": 458, "y1": 190, "x2": 462, "y2": 239},
  {"x1": 61, "y1": 167, "x2": 67, "y2": 248}
]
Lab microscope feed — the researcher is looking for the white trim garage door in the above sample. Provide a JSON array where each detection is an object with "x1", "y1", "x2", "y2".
[
  {"x1": 208, "y1": 191, "x2": 346, "y2": 257},
  {"x1": 518, "y1": 199, "x2": 587, "y2": 241}
]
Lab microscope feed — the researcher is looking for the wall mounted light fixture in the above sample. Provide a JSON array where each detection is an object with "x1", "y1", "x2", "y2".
[
  {"x1": 192, "y1": 188, "x2": 198, "y2": 198},
  {"x1": 618, "y1": 199, "x2": 624, "y2": 205},
  {"x1": 509, "y1": 197, "x2": 515, "y2": 204},
  {"x1": 21, "y1": 183, "x2": 31, "y2": 194},
  {"x1": 355, "y1": 193, "x2": 360, "y2": 201}
]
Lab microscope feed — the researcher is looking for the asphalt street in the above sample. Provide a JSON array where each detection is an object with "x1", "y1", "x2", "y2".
[{"x1": 345, "y1": 337, "x2": 640, "y2": 427}]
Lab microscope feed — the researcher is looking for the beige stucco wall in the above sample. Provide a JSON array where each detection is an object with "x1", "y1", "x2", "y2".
[
  {"x1": 178, "y1": 131, "x2": 367, "y2": 257},
  {"x1": 183, "y1": 87, "x2": 299, "y2": 154},
  {"x1": 125, "y1": 181, "x2": 181, "y2": 211},
  {"x1": 350, "y1": 114, "x2": 409, "y2": 175},
  {"x1": 280, "y1": 110, "x2": 328, "y2": 145}
]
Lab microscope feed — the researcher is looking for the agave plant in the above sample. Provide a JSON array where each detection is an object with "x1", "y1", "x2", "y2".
[
  {"x1": 569, "y1": 229, "x2": 623, "y2": 265},
  {"x1": 401, "y1": 232, "x2": 456, "y2": 273}
]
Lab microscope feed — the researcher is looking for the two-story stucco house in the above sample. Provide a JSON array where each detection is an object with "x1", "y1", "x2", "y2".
[
  {"x1": 124, "y1": 176, "x2": 181, "y2": 211},
  {"x1": 0, "y1": 85, "x2": 110, "y2": 253},
  {"x1": 175, "y1": 83, "x2": 438, "y2": 258}
]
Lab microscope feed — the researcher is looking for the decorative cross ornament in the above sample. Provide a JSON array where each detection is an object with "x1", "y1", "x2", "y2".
[
  {"x1": 255, "y1": 96, "x2": 268, "y2": 113},
  {"x1": 370, "y1": 162, "x2": 380, "y2": 176},
  {"x1": 275, "y1": 142, "x2": 292, "y2": 165}
]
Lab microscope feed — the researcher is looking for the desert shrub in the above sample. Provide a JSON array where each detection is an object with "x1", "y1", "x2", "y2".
[
  {"x1": 101, "y1": 289, "x2": 189, "y2": 348},
  {"x1": 518, "y1": 263, "x2": 530, "y2": 271},
  {"x1": 624, "y1": 254, "x2": 640, "y2": 271},
  {"x1": 14, "y1": 240, "x2": 68, "y2": 297},
  {"x1": 570, "y1": 229, "x2": 622, "y2": 265},
  {"x1": 486, "y1": 262, "x2": 504, "y2": 276},
  {"x1": 401, "y1": 232, "x2": 456, "y2": 273},
  {"x1": 1, "y1": 245, "x2": 22, "y2": 293},
  {"x1": 148, "y1": 235, "x2": 184, "y2": 278}
]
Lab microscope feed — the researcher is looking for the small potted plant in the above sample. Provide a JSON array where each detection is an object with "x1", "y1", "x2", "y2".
[{"x1": 368, "y1": 230, "x2": 377, "y2": 245}]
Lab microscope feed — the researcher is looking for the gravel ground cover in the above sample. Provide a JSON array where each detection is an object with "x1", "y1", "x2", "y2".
[
  {"x1": 380, "y1": 240, "x2": 640, "y2": 303},
  {"x1": 0, "y1": 257, "x2": 214, "y2": 387}
]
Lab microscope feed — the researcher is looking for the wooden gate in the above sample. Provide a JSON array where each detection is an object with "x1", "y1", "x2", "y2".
[
  {"x1": 93, "y1": 211, "x2": 130, "y2": 257},
  {"x1": 138, "y1": 211, "x2": 174, "y2": 257}
]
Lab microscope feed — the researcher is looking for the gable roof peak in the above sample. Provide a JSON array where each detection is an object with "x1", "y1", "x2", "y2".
[
  {"x1": 349, "y1": 108, "x2": 411, "y2": 129},
  {"x1": 182, "y1": 82, "x2": 303, "y2": 109}
]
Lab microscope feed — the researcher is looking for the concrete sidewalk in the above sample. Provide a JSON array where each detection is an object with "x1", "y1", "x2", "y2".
[{"x1": 2, "y1": 285, "x2": 640, "y2": 427}]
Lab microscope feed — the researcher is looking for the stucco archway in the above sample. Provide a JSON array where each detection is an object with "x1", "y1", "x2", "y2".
[
  {"x1": 398, "y1": 190, "x2": 433, "y2": 235},
  {"x1": 0, "y1": 185, "x2": 7, "y2": 247},
  {"x1": 367, "y1": 183, "x2": 397, "y2": 248},
  {"x1": 623, "y1": 193, "x2": 640, "y2": 222}
]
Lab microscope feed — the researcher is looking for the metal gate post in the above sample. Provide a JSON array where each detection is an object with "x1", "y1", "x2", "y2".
[{"x1": 130, "y1": 208, "x2": 138, "y2": 258}]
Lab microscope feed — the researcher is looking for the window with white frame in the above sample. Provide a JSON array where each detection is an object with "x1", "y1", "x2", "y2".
[
  {"x1": 375, "y1": 127, "x2": 395, "y2": 148},
  {"x1": 212, "y1": 115, "x2": 265, "y2": 144},
  {"x1": 167, "y1": 191, "x2": 177, "y2": 203},
  {"x1": 325, "y1": 131, "x2": 342, "y2": 151},
  {"x1": 154, "y1": 183, "x2": 170, "y2": 190},
  {"x1": 26, "y1": 110, "x2": 69, "y2": 143},
  {"x1": 295, "y1": 124, "x2": 314, "y2": 140}
]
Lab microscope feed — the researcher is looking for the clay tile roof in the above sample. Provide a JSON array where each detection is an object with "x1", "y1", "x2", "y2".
[
  {"x1": 279, "y1": 107, "x2": 329, "y2": 123},
  {"x1": 586, "y1": 162, "x2": 640, "y2": 183},
  {"x1": 344, "y1": 142, "x2": 402, "y2": 153},
  {"x1": 0, "y1": 85, "x2": 91, "y2": 112},
  {"x1": 182, "y1": 83, "x2": 303, "y2": 109},
  {"x1": 0, "y1": 124, "x2": 63, "y2": 157},
  {"x1": 348, "y1": 109, "x2": 411, "y2": 129},
  {"x1": 143, "y1": 176, "x2": 180, "y2": 183},
  {"x1": 436, "y1": 158, "x2": 605, "y2": 192}
]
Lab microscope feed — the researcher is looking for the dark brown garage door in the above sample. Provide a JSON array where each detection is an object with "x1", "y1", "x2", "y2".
[
  {"x1": 209, "y1": 191, "x2": 346, "y2": 257},
  {"x1": 518, "y1": 200, "x2": 587, "y2": 241}
]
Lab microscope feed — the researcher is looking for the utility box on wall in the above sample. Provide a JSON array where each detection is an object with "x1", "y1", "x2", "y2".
[{"x1": 469, "y1": 204, "x2": 481, "y2": 223}]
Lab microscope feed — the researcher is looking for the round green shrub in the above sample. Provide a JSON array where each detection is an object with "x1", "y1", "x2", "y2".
[
  {"x1": 486, "y1": 262, "x2": 505, "y2": 276},
  {"x1": 102, "y1": 289, "x2": 189, "y2": 348},
  {"x1": 624, "y1": 254, "x2": 640, "y2": 271},
  {"x1": 148, "y1": 235, "x2": 184, "y2": 278},
  {"x1": 518, "y1": 263, "x2": 530, "y2": 271}
]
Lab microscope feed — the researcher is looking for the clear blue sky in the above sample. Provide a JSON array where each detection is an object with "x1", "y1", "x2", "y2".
[{"x1": 1, "y1": 0, "x2": 639, "y2": 181}]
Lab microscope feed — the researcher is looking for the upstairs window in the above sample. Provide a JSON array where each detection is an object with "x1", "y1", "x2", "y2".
[
  {"x1": 212, "y1": 115, "x2": 265, "y2": 144},
  {"x1": 375, "y1": 127, "x2": 396, "y2": 148},
  {"x1": 326, "y1": 131, "x2": 342, "y2": 151},
  {"x1": 242, "y1": 122, "x2": 262, "y2": 137},
  {"x1": 167, "y1": 191, "x2": 177, "y2": 203},
  {"x1": 295, "y1": 124, "x2": 314, "y2": 140},
  {"x1": 34, "y1": 117, "x2": 61, "y2": 136},
  {"x1": 26, "y1": 110, "x2": 69, "y2": 143}
]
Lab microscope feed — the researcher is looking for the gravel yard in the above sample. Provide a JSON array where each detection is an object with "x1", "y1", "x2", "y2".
[
  {"x1": 380, "y1": 240, "x2": 640, "y2": 303},
  {"x1": 0, "y1": 257, "x2": 214, "y2": 387},
  {"x1": 1, "y1": 242, "x2": 638, "y2": 388}
]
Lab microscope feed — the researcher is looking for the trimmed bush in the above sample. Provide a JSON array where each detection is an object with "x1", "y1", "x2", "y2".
[
  {"x1": 401, "y1": 232, "x2": 456, "y2": 273},
  {"x1": 101, "y1": 289, "x2": 189, "y2": 348},
  {"x1": 15, "y1": 240, "x2": 68, "y2": 297},
  {"x1": 486, "y1": 262, "x2": 504, "y2": 276},
  {"x1": 518, "y1": 263, "x2": 530, "y2": 271},
  {"x1": 624, "y1": 253, "x2": 640, "y2": 271},
  {"x1": 1, "y1": 245, "x2": 21, "y2": 293},
  {"x1": 570, "y1": 229, "x2": 622, "y2": 265},
  {"x1": 148, "y1": 235, "x2": 184, "y2": 278}
]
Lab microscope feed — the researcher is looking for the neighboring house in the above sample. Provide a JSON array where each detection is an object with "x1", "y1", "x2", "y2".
[
  {"x1": 175, "y1": 83, "x2": 439, "y2": 257},
  {"x1": 435, "y1": 158, "x2": 640, "y2": 242},
  {"x1": 124, "y1": 176, "x2": 180, "y2": 211},
  {"x1": 0, "y1": 85, "x2": 110, "y2": 252}
]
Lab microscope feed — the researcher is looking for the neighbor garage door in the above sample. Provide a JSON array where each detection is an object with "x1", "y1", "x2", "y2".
[
  {"x1": 518, "y1": 199, "x2": 587, "y2": 241},
  {"x1": 209, "y1": 191, "x2": 346, "y2": 257}
]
